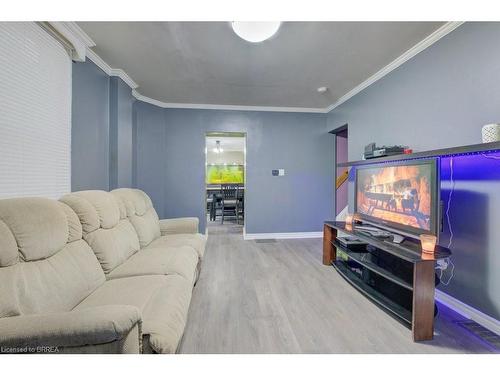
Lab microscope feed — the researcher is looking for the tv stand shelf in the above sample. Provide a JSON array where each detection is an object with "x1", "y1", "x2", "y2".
[
  {"x1": 333, "y1": 261, "x2": 413, "y2": 326},
  {"x1": 330, "y1": 222, "x2": 451, "y2": 262},
  {"x1": 334, "y1": 241, "x2": 413, "y2": 290},
  {"x1": 323, "y1": 221, "x2": 451, "y2": 341}
]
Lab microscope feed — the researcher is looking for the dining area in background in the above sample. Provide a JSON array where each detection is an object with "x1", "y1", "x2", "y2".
[
  {"x1": 207, "y1": 183, "x2": 245, "y2": 224},
  {"x1": 205, "y1": 133, "x2": 246, "y2": 226}
]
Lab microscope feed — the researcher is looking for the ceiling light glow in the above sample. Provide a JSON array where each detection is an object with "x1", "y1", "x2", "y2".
[
  {"x1": 213, "y1": 140, "x2": 224, "y2": 154},
  {"x1": 231, "y1": 22, "x2": 281, "y2": 43}
]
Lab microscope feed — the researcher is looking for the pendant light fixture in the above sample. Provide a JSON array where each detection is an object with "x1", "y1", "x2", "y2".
[{"x1": 213, "y1": 140, "x2": 224, "y2": 154}]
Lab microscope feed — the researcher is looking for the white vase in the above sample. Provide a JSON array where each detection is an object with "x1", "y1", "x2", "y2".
[{"x1": 482, "y1": 123, "x2": 500, "y2": 143}]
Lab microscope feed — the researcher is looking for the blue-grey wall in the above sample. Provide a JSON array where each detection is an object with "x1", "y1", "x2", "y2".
[
  {"x1": 133, "y1": 103, "x2": 334, "y2": 234},
  {"x1": 72, "y1": 59, "x2": 110, "y2": 191},
  {"x1": 110, "y1": 76, "x2": 134, "y2": 189},
  {"x1": 132, "y1": 101, "x2": 168, "y2": 213},
  {"x1": 73, "y1": 61, "x2": 335, "y2": 235},
  {"x1": 327, "y1": 22, "x2": 500, "y2": 320},
  {"x1": 72, "y1": 60, "x2": 134, "y2": 191}
]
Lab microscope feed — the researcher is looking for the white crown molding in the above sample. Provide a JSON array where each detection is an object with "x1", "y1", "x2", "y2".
[
  {"x1": 60, "y1": 22, "x2": 96, "y2": 49},
  {"x1": 111, "y1": 69, "x2": 139, "y2": 90},
  {"x1": 85, "y1": 48, "x2": 111, "y2": 75},
  {"x1": 243, "y1": 231, "x2": 323, "y2": 240},
  {"x1": 54, "y1": 22, "x2": 138, "y2": 89},
  {"x1": 435, "y1": 289, "x2": 500, "y2": 336},
  {"x1": 132, "y1": 90, "x2": 326, "y2": 113},
  {"x1": 72, "y1": 21, "x2": 464, "y2": 113},
  {"x1": 49, "y1": 22, "x2": 95, "y2": 62},
  {"x1": 86, "y1": 49, "x2": 139, "y2": 89},
  {"x1": 325, "y1": 21, "x2": 465, "y2": 112}
]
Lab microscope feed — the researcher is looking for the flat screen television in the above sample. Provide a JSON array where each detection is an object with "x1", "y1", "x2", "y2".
[{"x1": 354, "y1": 159, "x2": 440, "y2": 239}]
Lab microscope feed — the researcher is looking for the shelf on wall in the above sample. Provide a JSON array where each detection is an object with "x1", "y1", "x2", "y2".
[{"x1": 337, "y1": 141, "x2": 500, "y2": 167}]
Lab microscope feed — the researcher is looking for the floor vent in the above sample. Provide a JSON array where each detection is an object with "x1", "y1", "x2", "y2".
[
  {"x1": 455, "y1": 319, "x2": 500, "y2": 350},
  {"x1": 255, "y1": 239, "x2": 277, "y2": 243}
]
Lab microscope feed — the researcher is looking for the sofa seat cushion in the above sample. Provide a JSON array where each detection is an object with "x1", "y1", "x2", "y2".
[
  {"x1": 74, "y1": 275, "x2": 192, "y2": 354},
  {"x1": 106, "y1": 246, "x2": 199, "y2": 284},
  {"x1": 146, "y1": 233, "x2": 206, "y2": 259}
]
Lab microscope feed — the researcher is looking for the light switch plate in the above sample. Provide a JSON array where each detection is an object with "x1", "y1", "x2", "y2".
[{"x1": 278, "y1": 169, "x2": 285, "y2": 176}]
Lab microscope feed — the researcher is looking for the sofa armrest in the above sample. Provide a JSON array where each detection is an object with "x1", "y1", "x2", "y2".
[
  {"x1": 0, "y1": 305, "x2": 141, "y2": 352},
  {"x1": 159, "y1": 217, "x2": 199, "y2": 235}
]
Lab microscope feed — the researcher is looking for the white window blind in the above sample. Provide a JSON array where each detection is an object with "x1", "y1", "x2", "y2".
[{"x1": 0, "y1": 22, "x2": 71, "y2": 199}]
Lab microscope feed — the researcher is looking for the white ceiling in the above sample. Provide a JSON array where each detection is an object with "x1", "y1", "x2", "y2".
[{"x1": 78, "y1": 22, "x2": 445, "y2": 110}]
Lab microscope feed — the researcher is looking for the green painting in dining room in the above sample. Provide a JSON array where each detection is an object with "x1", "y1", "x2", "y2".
[{"x1": 206, "y1": 165, "x2": 244, "y2": 184}]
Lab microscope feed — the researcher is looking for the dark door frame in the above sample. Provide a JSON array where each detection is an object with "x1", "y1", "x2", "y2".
[
  {"x1": 329, "y1": 124, "x2": 348, "y2": 218},
  {"x1": 329, "y1": 124, "x2": 348, "y2": 135}
]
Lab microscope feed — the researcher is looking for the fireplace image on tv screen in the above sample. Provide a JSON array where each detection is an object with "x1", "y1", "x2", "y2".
[{"x1": 355, "y1": 161, "x2": 437, "y2": 233}]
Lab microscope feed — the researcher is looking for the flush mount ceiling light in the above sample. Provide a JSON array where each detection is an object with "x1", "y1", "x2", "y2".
[{"x1": 231, "y1": 22, "x2": 281, "y2": 43}]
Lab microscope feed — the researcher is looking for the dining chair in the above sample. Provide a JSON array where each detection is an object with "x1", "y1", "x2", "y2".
[
  {"x1": 221, "y1": 184, "x2": 238, "y2": 224},
  {"x1": 236, "y1": 184, "x2": 244, "y2": 225}
]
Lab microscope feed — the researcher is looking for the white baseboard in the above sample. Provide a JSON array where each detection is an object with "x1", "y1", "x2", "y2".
[
  {"x1": 244, "y1": 231, "x2": 323, "y2": 240},
  {"x1": 435, "y1": 289, "x2": 500, "y2": 336}
]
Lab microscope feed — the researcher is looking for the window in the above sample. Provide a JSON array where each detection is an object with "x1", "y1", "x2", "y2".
[{"x1": 0, "y1": 22, "x2": 71, "y2": 199}]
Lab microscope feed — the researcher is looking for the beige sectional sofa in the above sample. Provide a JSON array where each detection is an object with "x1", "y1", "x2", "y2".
[{"x1": 0, "y1": 188, "x2": 206, "y2": 354}]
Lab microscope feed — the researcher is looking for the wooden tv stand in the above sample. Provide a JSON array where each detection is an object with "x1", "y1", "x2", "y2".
[{"x1": 323, "y1": 221, "x2": 451, "y2": 341}]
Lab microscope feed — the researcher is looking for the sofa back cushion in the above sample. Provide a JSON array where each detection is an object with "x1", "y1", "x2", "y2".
[
  {"x1": 0, "y1": 198, "x2": 105, "y2": 318},
  {"x1": 60, "y1": 190, "x2": 140, "y2": 273},
  {"x1": 111, "y1": 189, "x2": 161, "y2": 247}
]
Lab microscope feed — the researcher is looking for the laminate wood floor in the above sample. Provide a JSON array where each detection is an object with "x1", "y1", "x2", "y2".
[{"x1": 178, "y1": 220, "x2": 497, "y2": 353}]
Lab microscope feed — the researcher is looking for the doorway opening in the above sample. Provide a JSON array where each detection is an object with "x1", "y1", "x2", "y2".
[
  {"x1": 331, "y1": 125, "x2": 348, "y2": 220},
  {"x1": 205, "y1": 132, "x2": 246, "y2": 236}
]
